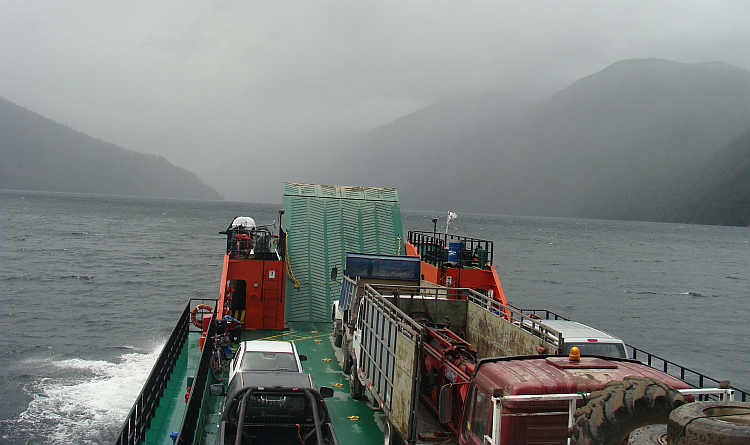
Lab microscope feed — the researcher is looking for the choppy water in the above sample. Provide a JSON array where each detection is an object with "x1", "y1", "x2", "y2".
[{"x1": 1, "y1": 190, "x2": 748, "y2": 444}]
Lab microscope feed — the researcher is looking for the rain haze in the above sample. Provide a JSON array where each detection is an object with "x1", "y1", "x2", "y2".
[{"x1": 2, "y1": 1, "x2": 750, "y2": 202}]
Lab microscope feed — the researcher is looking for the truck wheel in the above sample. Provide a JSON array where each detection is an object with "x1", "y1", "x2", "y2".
[
  {"x1": 342, "y1": 336, "x2": 352, "y2": 374},
  {"x1": 350, "y1": 366, "x2": 365, "y2": 400},
  {"x1": 384, "y1": 421, "x2": 405, "y2": 445},
  {"x1": 667, "y1": 401, "x2": 750, "y2": 444},
  {"x1": 334, "y1": 329, "x2": 343, "y2": 348},
  {"x1": 569, "y1": 377, "x2": 687, "y2": 445}
]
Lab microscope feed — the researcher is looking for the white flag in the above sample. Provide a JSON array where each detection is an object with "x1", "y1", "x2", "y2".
[{"x1": 445, "y1": 212, "x2": 457, "y2": 235}]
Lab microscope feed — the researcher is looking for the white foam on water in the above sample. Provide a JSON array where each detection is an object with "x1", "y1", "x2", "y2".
[{"x1": 6, "y1": 343, "x2": 163, "y2": 445}]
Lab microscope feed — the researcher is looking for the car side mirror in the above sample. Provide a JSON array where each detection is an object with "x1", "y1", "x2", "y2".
[
  {"x1": 299, "y1": 354, "x2": 307, "y2": 361},
  {"x1": 210, "y1": 384, "x2": 226, "y2": 396},
  {"x1": 319, "y1": 386, "x2": 334, "y2": 398}
]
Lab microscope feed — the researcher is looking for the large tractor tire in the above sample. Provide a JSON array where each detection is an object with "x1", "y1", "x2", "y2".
[
  {"x1": 667, "y1": 401, "x2": 750, "y2": 444},
  {"x1": 570, "y1": 377, "x2": 688, "y2": 445}
]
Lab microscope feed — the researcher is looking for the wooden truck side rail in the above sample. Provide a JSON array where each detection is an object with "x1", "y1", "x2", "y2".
[
  {"x1": 368, "y1": 284, "x2": 563, "y2": 357},
  {"x1": 357, "y1": 284, "x2": 424, "y2": 442},
  {"x1": 356, "y1": 284, "x2": 564, "y2": 443}
]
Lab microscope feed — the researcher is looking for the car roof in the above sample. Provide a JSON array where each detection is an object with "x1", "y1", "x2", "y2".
[
  {"x1": 240, "y1": 340, "x2": 295, "y2": 353},
  {"x1": 540, "y1": 320, "x2": 622, "y2": 342}
]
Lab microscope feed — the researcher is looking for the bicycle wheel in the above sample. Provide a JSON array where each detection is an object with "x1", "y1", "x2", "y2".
[{"x1": 210, "y1": 350, "x2": 224, "y2": 382}]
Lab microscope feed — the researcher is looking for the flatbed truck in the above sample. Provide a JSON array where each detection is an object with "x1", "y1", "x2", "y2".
[{"x1": 347, "y1": 284, "x2": 734, "y2": 445}]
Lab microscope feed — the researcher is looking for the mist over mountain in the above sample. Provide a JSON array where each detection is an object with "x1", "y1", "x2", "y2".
[
  {"x1": 3, "y1": 58, "x2": 748, "y2": 226},
  {"x1": 0, "y1": 97, "x2": 221, "y2": 201},
  {"x1": 669, "y1": 129, "x2": 750, "y2": 226},
  {"x1": 207, "y1": 58, "x2": 750, "y2": 226}
]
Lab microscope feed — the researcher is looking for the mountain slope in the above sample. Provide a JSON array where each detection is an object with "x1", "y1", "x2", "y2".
[
  {"x1": 286, "y1": 59, "x2": 750, "y2": 225},
  {"x1": 671, "y1": 129, "x2": 750, "y2": 226},
  {"x1": 0, "y1": 98, "x2": 222, "y2": 201},
  {"x1": 508, "y1": 59, "x2": 750, "y2": 220}
]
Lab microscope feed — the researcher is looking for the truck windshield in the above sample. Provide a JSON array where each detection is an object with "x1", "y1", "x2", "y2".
[
  {"x1": 564, "y1": 342, "x2": 627, "y2": 358},
  {"x1": 240, "y1": 352, "x2": 299, "y2": 371}
]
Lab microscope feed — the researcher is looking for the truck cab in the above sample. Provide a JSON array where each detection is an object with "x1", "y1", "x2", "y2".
[{"x1": 451, "y1": 355, "x2": 692, "y2": 445}]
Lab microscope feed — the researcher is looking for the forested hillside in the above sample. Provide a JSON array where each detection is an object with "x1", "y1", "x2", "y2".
[
  {"x1": 671, "y1": 129, "x2": 750, "y2": 226},
  {"x1": 0, "y1": 98, "x2": 221, "y2": 201}
]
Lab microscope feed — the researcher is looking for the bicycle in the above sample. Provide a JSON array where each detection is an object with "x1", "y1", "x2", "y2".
[{"x1": 209, "y1": 315, "x2": 244, "y2": 382}]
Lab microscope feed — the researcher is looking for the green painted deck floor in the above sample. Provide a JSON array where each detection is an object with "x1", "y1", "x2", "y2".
[
  {"x1": 142, "y1": 335, "x2": 200, "y2": 445},
  {"x1": 144, "y1": 322, "x2": 386, "y2": 445}
]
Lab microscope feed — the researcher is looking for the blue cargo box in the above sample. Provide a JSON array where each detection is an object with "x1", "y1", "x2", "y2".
[{"x1": 344, "y1": 252, "x2": 421, "y2": 281}]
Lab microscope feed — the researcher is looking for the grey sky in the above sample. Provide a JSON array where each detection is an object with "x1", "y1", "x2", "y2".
[{"x1": 2, "y1": 1, "x2": 749, "y2": 173}]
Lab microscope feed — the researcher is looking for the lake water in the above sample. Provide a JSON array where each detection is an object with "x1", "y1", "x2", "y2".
[{"x1": 0, "y1": 190, "x2": 748, "y2": 444}]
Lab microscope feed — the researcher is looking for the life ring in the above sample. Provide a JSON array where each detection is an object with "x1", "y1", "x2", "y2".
[
  {"x1": 569, "y1": 377, "x2": 688, "y2": 444},
  {"x1": 190, "y1": 304, "x2": 213, "y2": 328}
]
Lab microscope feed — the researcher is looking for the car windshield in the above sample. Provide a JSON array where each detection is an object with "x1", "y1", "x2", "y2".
[
  {"x1": 564, "y1": 342, "x2": 627, "y2": 358},
  {"x1": 240, "y1": 351, "x2": 298, "y2": 371}
]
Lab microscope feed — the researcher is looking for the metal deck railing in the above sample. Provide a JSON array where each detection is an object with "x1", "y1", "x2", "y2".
[
  {"x1": 175, "y1": 300, "x2": 218, "y2": 445},
  {"x1": 407, "y1": 231, "x2": 494, "y2": 268},
  {"x1": 114, "y1": 302, "x2": 191, "y2": 445},
  {"x1": 113, "y1": 298, "x2": 217, "y2": 445},
  {"x1": 513, "y1": 307, "x2": 750, "y2": 402}
]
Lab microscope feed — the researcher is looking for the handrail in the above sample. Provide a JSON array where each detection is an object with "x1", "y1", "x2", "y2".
[
  {"x1": 113, "y1": 302, "x2": 191, "y2": 445},
  {"x1": 113, "y1": 299, "x2": 217, "y2": 445},
  {"x1": 625, "y1": 344, "x2": 750, "y2": 402},
  {"x1": 175, "y1": 303, "x2": 218, "y2": 444},
  {"x1": 511, "y1": 307, "x2": 750, "y2": 401},
  {"x1": 407, "y1": 230, "x2": 494, "y2": 268}
]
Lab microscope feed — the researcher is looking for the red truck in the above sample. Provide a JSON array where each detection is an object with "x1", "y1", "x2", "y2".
[{"x1": 347, "y1": 284, "x2": 734, "y2": 445}]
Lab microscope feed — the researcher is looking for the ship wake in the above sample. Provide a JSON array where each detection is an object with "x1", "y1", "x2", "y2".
[{"x1": 1, "y1": 344, "x2": 162, "y2": 445}]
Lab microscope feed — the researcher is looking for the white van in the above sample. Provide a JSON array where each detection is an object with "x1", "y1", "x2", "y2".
[{"x1": 541, "y1": 320, "x2": 630, "y2": 359}]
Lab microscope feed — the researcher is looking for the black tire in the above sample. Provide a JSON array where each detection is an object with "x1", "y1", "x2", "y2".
[
  {"x1": 570, "y1": 377, "x2": 688, "y2": 445},
  {"x1": 667, "y1": 401, "x2": 750, "y2": 444},
  {"x1": 334, "y1": 329, "x2": 343, "y2": 348},
  {"x1": 350, "y1": 365, "x2": 364, "y2": 400},
  {"x1": 342, "y1": 335, "x2": 352, "y2": 374},
  {"x1": 384, "y1": 421, "x2": 405, "y2": 445}
]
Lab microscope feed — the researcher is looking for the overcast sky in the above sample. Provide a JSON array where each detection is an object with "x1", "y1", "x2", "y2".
[{"x1": 2, "y1": 1, "x2": 750, "y2": 173}]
